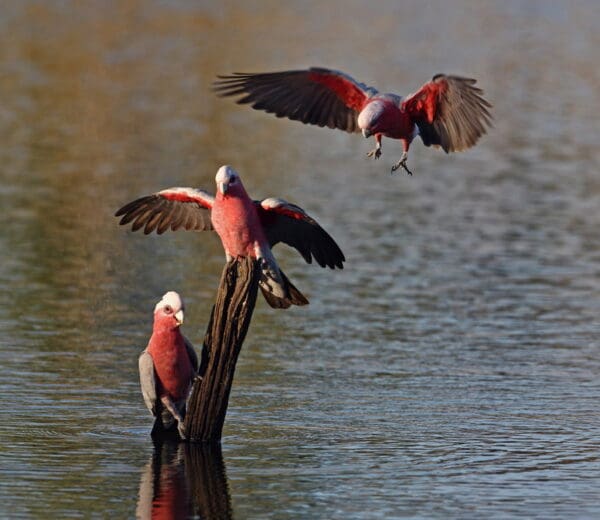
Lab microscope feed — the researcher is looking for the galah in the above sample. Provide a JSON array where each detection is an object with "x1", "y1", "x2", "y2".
[
  {"x1": 139, "y1": 291, "x2": 198, "y2": 440},
  {"x1": 213, "y1": 67, "x2": 492, "y2": 175},
  {"x1": 115, "y1": 165, "x2": 345, "y2": 309}
]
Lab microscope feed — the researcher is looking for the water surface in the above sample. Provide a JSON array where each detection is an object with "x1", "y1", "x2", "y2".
[{"x1": 1, "y1": 1, "x2": 599, "y2": 518}]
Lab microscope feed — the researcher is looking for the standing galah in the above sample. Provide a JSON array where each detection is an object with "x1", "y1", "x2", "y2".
[
  {"x1": 213, "y1": 67, "x2": 493, "y2": 175},
  {"x1": 139, "y1": 291, "x2": 198, "y2": 440},
  {"x1": 115, "y1": 166, "x2": 345, "y2": 309}
]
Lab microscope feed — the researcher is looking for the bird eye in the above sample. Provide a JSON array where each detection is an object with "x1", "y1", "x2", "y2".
[{"x1": 164, "y1": 305, "x2": 173, "y2": 314}]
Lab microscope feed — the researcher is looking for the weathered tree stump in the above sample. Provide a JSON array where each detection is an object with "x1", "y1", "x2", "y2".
[{"x1": 184, "y1": 256, "x2": 261, "y2": 443}]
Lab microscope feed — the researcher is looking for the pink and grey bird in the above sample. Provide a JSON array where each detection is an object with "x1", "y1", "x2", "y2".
[
  {"x1": 115, "y1": 166, "x2": 345, "y2": 308},
  {"x1": 139, "y1": 291, "x2": 198, "y2": 440},
  {"x1": 213, "y1": 67, "x2": 492, "y2": 175}
]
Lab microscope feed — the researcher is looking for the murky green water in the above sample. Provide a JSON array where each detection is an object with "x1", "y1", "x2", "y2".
[{"x1": 1, "y1": 1, "x2": 599, "y2": 518}]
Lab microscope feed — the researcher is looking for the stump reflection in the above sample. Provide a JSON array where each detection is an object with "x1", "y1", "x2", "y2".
[{"x1": 137, "y1": 440, "x2": 232, "y2": 519}]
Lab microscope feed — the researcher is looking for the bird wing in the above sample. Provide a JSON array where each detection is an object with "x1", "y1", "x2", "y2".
[
  {"x1": 115, "y1": 187, "x2": 214, "y2": 235},
  {"x1": 401, "y1": 74, "x2": 493, "y2": 152},
  {"x1": 257, "y1": 198, "x2": 345, "y2": 269},
  {"x1": 139, "y1": 350, "x2": 157, "y2": 416},
  {"x1": 183, "y1": 336, "x2": 199, "y2": 375},
  {"x1": 213, "y1": 67, "x2": 378, "y2": 133}
]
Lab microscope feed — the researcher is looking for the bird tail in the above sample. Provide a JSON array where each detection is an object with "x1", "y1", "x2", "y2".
[
  {"x1": 151, "y1": 400, "x2": 186, "y2": 440},
  {"x1": 259, "y1": 265, "x2": 309, "y2": 309}
]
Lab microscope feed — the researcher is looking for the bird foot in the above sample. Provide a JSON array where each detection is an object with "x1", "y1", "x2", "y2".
[
  {"x1": 366, "y1": 147, "x2": 382, "y2": 160},
  {"x1": 177, "y1": 420, "x2": 187, "y2": 440},
  {"x1": 391, "y1": 154, "x2": 413, "y2": 176},
  {"x1": 258, "y1": 257, "x2": 269, "y2": 270},
  {"x1": 257, "y1": 257, "x2": 278, "y2": 291}
]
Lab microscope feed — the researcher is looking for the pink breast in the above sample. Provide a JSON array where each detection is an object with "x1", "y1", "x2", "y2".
[
  {"x1": 212, "y1": 197, "x2": 266, "y2": 257},
  {"x1": 149, "y1": 340, "x2": 192, "y2": 400}
]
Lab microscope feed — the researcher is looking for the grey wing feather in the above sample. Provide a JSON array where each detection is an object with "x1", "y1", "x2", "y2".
[
  {"x1": 213, "y1": 67, "x2": 377, "y2": 133},
  {"x1": 138, "y1": 350, "x2": 157, "y2": 416},
  {"x1": 409, "y1": 75, "x2": 493, "y2": 153},
  {"x1": 115, "y1": 188, "x2": 214, "y2": 235},
  {"x1": 258, "y1": 199, "x2": 345, "y2": 269}
]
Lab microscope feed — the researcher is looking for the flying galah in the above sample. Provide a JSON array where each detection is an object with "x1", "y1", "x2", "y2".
[
  {"x1": 213, "y1": 67, "x2": 493, "y2": 175},
  {"x1": 139, "y1": 291, "x2": 198, "y2": 440},
  {"x1": 115, "y1": 166, "x2": 345, "y2": 309}
]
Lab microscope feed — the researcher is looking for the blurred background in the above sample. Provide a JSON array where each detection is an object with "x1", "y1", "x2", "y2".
[{"x1": 0, "y1": 1, "x2": 599, "y2": 518}]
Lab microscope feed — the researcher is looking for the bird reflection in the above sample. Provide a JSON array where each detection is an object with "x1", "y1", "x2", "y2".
[{"x1": 137, "y1": 440, "x2": 232, "y2": 520}]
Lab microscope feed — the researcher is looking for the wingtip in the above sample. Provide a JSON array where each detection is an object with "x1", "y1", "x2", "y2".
[
  {"x1": 117, "y1": 214, "x2": 130, "y2": 226},
  {"x1": 115, "y1": 204, "x2": 129, "y2": 217}
]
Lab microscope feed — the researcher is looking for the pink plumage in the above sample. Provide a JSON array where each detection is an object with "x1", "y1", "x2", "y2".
[
  {"x1": 139, "y1": 291, "x2": 198, "y2": 439},
  {"x1": 211, "y1": 166, "x2": 269, "y2": 260},
  {"x1": 213, "y1": 67, "x2": 493, "y2": 175},
  {"x1": 116, "y1": 166, "x2": 345, "y2": 309}
]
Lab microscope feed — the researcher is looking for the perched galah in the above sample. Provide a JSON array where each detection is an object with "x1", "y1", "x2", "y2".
[
  {"x1": 116, "y1": 166, "x2": 345, "y2": 308},
  {"x1": 213, "y1": 67, "x2": 492, "y2": 175},
  {"x1": 139, "y1": 291, "x2": 198, "y2": 440}
]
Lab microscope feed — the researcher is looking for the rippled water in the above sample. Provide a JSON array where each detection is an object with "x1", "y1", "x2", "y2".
[{"x1": 1, "y1": 1, "x2": 599, "y2": 518}]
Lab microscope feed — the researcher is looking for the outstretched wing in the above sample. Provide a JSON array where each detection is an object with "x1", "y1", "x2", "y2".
[
  {"x1": 213, "y1": 67, "x2": 378, "y2": 133},
  {"x1": 257, "y1": 198, "x2": 345, "y2": 269},
  {"x1": 139, "y1": 350, "x2": 157, "y2": 416},
  {"x1": 402, "y1": 74, "x2": 493, "y2": 153},
  {"x1": 115, "y1": 187, "x2": 215, "y2": 235}
]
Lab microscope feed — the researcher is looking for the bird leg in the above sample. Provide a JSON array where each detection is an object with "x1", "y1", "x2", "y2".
[
  {"x1": 258, "y1": 258, "x2": 279, "y2": 292},
  {"x1": 160, "y1": 395, "x2": 187, "y2": 440},
  {"x1": 391, "y1": 152, "x2": 413, "y2": 176},
  {"x1": 255, "y1": 247, "x2": 288, "y2": 301},
  {"x1": 255, "y1": 247, "x2": 279, "y2": 288},
  {"x1": 366, "y1": 136, "x2": 382, "y2": 160}
]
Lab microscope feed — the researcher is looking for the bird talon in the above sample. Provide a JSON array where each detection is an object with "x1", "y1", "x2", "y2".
[
  {"x1": 391, "y1": 155, "x2": 413, "y2": 176},
  {"x1": 177, "y1": 421, "x2": 187, "y2": 440},
  {"x1": 258, "y1": 257, "x2": 271, "y2": 272},
  {"x1": 366, "y1": 149, "x2": 382, "y2": 160}
]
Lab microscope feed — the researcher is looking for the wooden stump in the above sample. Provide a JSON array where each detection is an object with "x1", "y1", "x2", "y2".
[{"x1": 184, "y1": 257, "x2": 261, "y2": 443}]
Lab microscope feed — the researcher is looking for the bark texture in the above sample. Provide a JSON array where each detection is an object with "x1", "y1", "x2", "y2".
[{"x1": 184, "y1": 257, "x2": 260, "y2": 443}]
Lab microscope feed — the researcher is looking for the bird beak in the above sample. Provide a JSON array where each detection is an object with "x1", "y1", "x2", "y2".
[
  {"x1": 362, "y1": 128, "x2": 372, "y2": 138},
  {"x1": 174, "y1": 309, "x2": 184, "y2": 325},
  {"x1": 218, "y1": 182, "x2": 228, "y2": 195}
]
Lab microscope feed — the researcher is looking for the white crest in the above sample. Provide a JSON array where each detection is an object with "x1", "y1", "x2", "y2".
[
  {"x1": 357, "y1": 100, "x2": 386, "y2": 129},
  {"x1": 215, "y1": 165, "x2": 239, "y2": 184},
  {"x1": 154, "y1": 291, "x2": 184, "y2": 313}
]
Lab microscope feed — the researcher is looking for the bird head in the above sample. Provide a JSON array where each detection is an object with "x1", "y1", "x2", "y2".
[
  {"x1": 357, "y1": 100, "x2": 386, "y2": 137},
  {"x1": 215, "y1": 165, "x2": 244, "y2": 198},
  {"x1": 153, "y1": 291, "x2": 185, "y2": 330}
]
